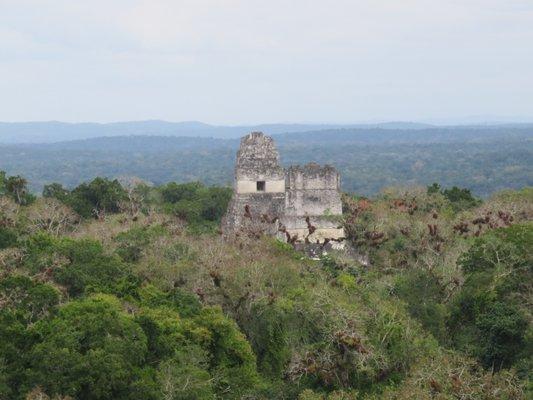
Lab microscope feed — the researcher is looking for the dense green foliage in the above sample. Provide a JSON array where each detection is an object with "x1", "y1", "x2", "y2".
[
  {"x1": 43, "y1": 178, "x2": 127, "y2": 218},
  {"x1": 449, "y1": 224, "x2": 531, "y2": 371},
  {"x1": 0, "y1": 173, "x2": 531, "y2": 399},
  {"x1": 159, "y1": 181, "x2": 232, "y2": 230},
  {"x1": 41, "y1": 178, "x2": 231, "y2": 232},
  {"x1": 0, "y1": 232, "x2": 258, "y2": 399},
  {"x1": 427, "y1": 183, "x2": 482, "y2": 211}
]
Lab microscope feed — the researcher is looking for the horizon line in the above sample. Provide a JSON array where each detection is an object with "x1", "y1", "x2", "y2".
[{"x1": 2, "y1": 118, "x2": 533, "y2": 127}]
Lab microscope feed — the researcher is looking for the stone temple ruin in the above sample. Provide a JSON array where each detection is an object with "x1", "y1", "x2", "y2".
[{"x1": 222, "y1": 132, "x2": 344, "y2": 248}]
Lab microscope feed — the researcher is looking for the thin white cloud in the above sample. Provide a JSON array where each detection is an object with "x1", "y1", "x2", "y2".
[{"x1": 0, "y1": 0, "x2": 532, "y2": 123}]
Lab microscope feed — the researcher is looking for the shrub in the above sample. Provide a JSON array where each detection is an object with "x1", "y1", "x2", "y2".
[{"x1": 0, "y1": 227, "x2": 17, "y2": 249}]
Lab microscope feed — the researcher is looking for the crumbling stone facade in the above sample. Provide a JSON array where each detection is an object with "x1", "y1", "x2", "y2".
[{"x1": 222, "y1": 132, "x2": 344, "y2": 244}]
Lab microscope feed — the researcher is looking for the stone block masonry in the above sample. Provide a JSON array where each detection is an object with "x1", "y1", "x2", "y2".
[{"x1": 222, "y1": 132, "x2": 344, "y2": 244}]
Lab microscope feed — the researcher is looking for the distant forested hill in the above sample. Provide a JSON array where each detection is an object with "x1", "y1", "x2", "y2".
[
  {"x1": 0, "y1": 120, "x2": 435, "y2": 143},
  {"x1": 1, "y1": 126, "x2": 531, "y2": 197}
]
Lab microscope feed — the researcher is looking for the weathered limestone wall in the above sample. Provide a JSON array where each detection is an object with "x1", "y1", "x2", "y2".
[
  {"x1": 236, "y1": 179, "x2": 285, "y2": 194},
  {"x1": 285, "y1": 163, "x2": 342, "y2": 216},
  {"x1": 234, "y1": 132, "x2": 285, "y2": 182},
  {"x1": 282, "y1": 163, "x2": 344, "y2": 242},
  {"x1": 222, "y1": 132, "x2": 345, "y2": 244},
  {"x1": 222, "y1": 132, "x2": 285, "y2": 234}
]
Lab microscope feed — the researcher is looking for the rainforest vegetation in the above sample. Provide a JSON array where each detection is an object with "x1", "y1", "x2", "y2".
[
  {"x1": 0, "y1": 170, "x2": 531, "y2": 399},
  {"x1": 1, "y1": 125, "x2": 532, "y2": 197}
]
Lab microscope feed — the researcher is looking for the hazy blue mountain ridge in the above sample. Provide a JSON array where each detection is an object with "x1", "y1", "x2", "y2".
[{"x1": 0, "y1": 120, "x2": 468, "y2": 143}]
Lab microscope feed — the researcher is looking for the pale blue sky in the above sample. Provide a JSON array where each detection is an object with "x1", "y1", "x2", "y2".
[{"x1": 1, "y1": 0, "x2": 532, "y2": 124}]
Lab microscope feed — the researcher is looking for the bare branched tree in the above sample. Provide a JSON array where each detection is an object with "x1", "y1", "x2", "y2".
[
  {"x1": 0, "y1": 196, "x2": 20, "y2": 227},
  {"x1": 118, "y1": 177, "x2": 151, "y2": 219},
  {"x1": 27, "y1": 198, "x2": 80, "y2": 236}
]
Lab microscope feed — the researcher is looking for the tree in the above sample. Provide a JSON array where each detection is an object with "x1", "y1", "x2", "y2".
[
  {"x1": 198, "y1": 186, "x2": 232, "y2": 221},
  {"x1": 426, "y1": 182, "x2": 441, "y2": 195},
  {"x1": 0, "y1": 275, "x2": 60, "y2": 323},
  {"x1": 26, "y1": 198, "x2": 79, "y2": 236},
  {"x1": 441, "y1": 186, "x2": 481, "y2": 211},
  {"x1": 160, "y1": 182, "x2": 203, "y2": 204},
  {"x1": 449, "y1": 224, "x2": 532, "y2": 371},
  {"x1": 26, "y1": 295, "x2": 156, "y2": 400},
  {"x1": 475, "y1": 302, "x2": 528, "y2": 369},
  {"x1": 0, "y1": 170, "x2": 6, "y2": 196},
  {"x1": 4, "y1": 175, "x2": 34, "y2": 205},
  {"x1": 68, "y1": 178, "x2": 127, "y2": 218},
  {"x1": 427, "y1": 183, "x2": 481, "y2": 211},
  {"x1": 119, "y1": 183, "x2": 150, "y2": 218},
  {"x1": 193, "y1": 307, "x2": 260, "y2": 398},
  {"x1": 42, "y1": 183, "x2": 70, "y2": 202},
  {"x1": 0, "y1": 196, "x2": 20, "y2": 228},
  {"x1": 159, "y1": 182, "x2": 232, "y2": 229},
  {"x1": 157, "y1": 349, "x2": 214, "y2": 400},
  {"x1": 52, "y1": 238, "x2": 136, "y2": 298},
  {"x1": 21, "y1": 233, "x2": 136, "y2": 298}
]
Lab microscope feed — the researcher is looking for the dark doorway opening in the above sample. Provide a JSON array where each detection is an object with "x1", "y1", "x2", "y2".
[{"x1": 256, "y1": 181, "x2": 266, "y2": 191}]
